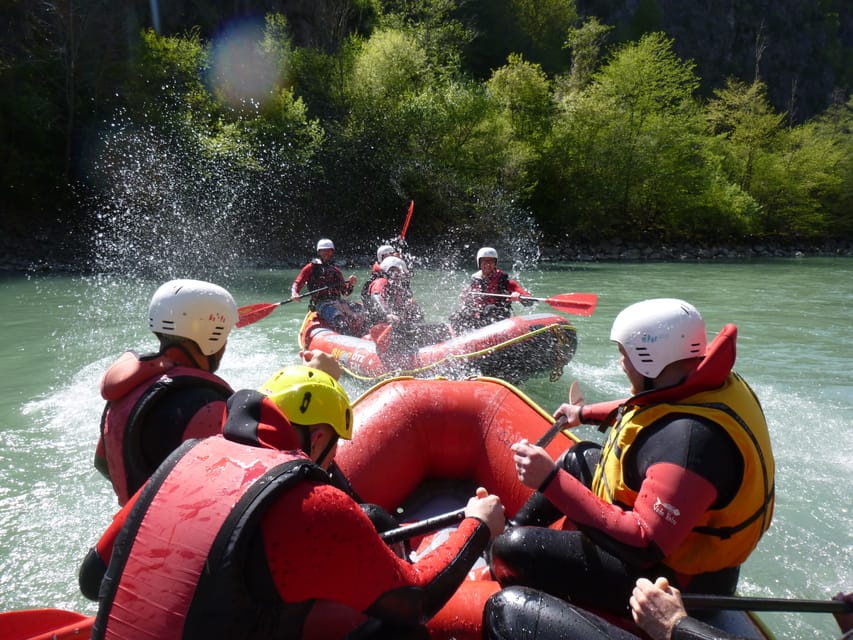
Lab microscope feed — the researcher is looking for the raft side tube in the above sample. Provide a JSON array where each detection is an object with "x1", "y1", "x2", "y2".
[{"x1": 337, "y1": 377, "x2": 576, "y2": 519}]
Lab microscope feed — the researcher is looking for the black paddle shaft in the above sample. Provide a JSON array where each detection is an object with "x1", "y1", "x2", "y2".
[{"x1": 682, "y1": 593, "x2": 853, "y2": 614}]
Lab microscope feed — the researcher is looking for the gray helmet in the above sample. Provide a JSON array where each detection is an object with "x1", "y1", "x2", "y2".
[
  {"x1": 379, "y1": 256, "x2": 408, "y2": 276},
  {"x1": 377, "y1": 244, "x2": 395, "y2": 262},
  {"x1": 476, "y1": 247, "x2": 498, "y2": 269}
]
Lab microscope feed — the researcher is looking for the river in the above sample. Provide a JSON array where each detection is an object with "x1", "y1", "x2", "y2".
[{"x1": 0, "y1": 258, "x2": 851, "y2": 639}]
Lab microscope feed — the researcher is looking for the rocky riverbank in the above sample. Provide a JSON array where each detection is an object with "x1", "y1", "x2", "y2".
[
  {"x1": 540, "y1": 237, "x2": 853, "y2": 262},
  {"x1": 2, "y1": 229, "x2": 851, "y2": 274}
]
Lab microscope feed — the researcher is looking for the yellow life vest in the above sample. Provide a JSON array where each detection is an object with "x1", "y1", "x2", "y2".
[{"x1": 591, "y1": 372, "x2": 775, "y2": 575}]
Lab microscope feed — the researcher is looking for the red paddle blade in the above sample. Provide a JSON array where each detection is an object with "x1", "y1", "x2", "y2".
[
  {"x1": 236, "y1": 302, "x2": 281, "y2": 328},
  {"x1": 545, "y1": 293, "x2": 598, "y2": 316},
  {"x1": 400, "y1": 200, "x2": 414, "y2": 241},
  {"x1": 0, "y1": 609, "x2": 94, "y2": 640}
]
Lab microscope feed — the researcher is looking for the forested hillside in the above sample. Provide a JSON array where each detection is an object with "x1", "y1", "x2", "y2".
[{"x1": 1, "y1": 0, "x2": 852, "y2": 269}]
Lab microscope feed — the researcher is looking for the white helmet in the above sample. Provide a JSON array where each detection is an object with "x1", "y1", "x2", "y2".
[
  {"x1": 317, "y1": 238, "x2": 335, "y2": 251},
  {"x1": 377, "y1": 244, "x2": 395, "y2": 262},
  {"x1": 148, "y1": 279, "x2": 238, "y2": 356},
  {"x1": 610, "y1": 298, "x2": 706, "y2": 379},
  {"x1": 476, "y1": 247, "x2": 498, "y2": 268},
  {"x1": 379, "y1": 256, "x2": 408, "y2": 276}
]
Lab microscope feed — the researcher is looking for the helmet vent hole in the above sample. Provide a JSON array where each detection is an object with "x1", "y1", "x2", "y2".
[
  {"x1": 634, "y1": 347, "x2": 653, "y2": 362},
  {"x1": 299, "y1": 391, "x2": 312, "y2": 414}
]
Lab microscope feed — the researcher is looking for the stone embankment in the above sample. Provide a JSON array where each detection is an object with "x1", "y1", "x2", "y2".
[
  {"x1": 2, "y1": 232, "x2": 851, "y2": 274},
  {"x1": 540, "y1": 238, "x2": 853, "y2": 262}
]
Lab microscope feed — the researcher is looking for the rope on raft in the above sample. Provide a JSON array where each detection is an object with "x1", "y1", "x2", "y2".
[{"x1": 339, "y1": 322, "x2": 577, "y2": 383}]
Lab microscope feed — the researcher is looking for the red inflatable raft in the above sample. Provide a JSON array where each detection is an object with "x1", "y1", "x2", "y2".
[
  {"x1": 336, "y1": 375, "x2": 775, "y2": 640},
  {"x1": 336, "y1": 376, "x2": 578, "y2": 639},
  {"x1": 1, "y1": 375, "x2": 774, "y2": 639},
  {"x1": 299, "y1": 311, "x2": 577, "y2": 384}
]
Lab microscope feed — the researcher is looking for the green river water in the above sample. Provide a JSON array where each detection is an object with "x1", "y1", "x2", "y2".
[{"x1": 1, "y1": 258, "x2": 851, "y2": 639}]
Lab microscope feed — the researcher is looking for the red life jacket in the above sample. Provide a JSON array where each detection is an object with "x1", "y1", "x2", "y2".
[
  {"x1": 92, "y1": 433, "x2": 329, "y2": 640},
  {"x1": 98, "y1": 351, "x2": 232, "y2": 505},
  {"x1": 471, "y1": 270, "x2": 511, "y2": 309},
  {"x1": 308, "y1": 259, "x2": 348, "y2": 305}
]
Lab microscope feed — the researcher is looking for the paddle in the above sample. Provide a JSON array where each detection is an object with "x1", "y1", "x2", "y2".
[
  {"x1": 236, "y1": 287, "x2": 329, "y2": 328},
  {"x1": 472, "y1": 292, "x2": 598, "y2": 316},
  {"x1": 681, "y1": 593, "x2": 853, "y2": 614},
  {"x1": 399, "y1": 200, "x2": 414, "y2": 243},
  {"x1": 378, "y1": 414, "x2": 571, "y2": 545}
]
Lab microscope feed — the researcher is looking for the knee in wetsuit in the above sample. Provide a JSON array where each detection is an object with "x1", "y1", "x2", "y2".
[
  {"x1": 510, "y1": 488, "x2": 563, "y2": 528},
  {"x1": 333, "y1": 316, "x2": 351, "y2": 334},
  {"x1": 484, "y1": 586, "x2": 595, "y2": 640},
  {"x1": 489, "y1": 527, "x2": 549, "y2": 587},
  {"x1": 560, "y1": 440, "x2": 601, "y2": 488}
]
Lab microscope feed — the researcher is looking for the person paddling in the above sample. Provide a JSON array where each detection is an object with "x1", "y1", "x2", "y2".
[
  {"x1": 80, "y1": 365, "x2": 505, "y2": 639},
  {"x1": 450, "y1": 247, "x2": 534, "y2": 332},
  {"x1": 361, "y1": 244, "x2": 399, "y2": 308},
  {"x1": 490, "y1": 299, "x2": 775, "y2": 618},
  {"x1": 292, "y1": 238, "x2": 363, "y2": 335}
]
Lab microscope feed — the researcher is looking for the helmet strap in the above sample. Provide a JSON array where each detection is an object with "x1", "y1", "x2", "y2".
[
  {"x1": 642, "y1": 376, "x2": 655, "y2": 392},
  {"x1": 294, "y1": 425, "x2": 312, "y2": 456},
  {"x1": 316, "y1": 433, "x2": 339, "y2": 468},
  {"x1": 294, "y1": 426, "x2": 339, "y2": 467}
]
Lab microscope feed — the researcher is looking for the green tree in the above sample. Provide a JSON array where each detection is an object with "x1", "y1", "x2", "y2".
[
  {"x1": 379, "y1": 0, "x2": 473, "y2": 72},
  {"x1": 484, "y1": 54, "x2": 553, "y2": 193},
  {"x1": 550, "y1": 33, "x2": 700, "y2": 235},
  {"x1": 347, "y1": 28, "x2": 430, "y2": 109},
  {"x1": 487, "y1": 54, "x2": 553, "y2": 140},
  {"x1": 511, "y1": 0, "x2": 578, "y2": 72},
  {"x1": 704, "y1": 79, "x2": 785, "y2": 193},
  {"x1": 560, "y1": 16, "x2": 612, "y2": 96},
  {"x1": 812, "y1": 97, "x2": 853, "y2": 236},
  {"x1": 0, "y1": 0, "x2": 139, "y2": 233},
  {"x1": 702, "y1": 78, "x2": 844, "y2": 237},
  {"x1": 748, "y1": 122, "x2": 843, "y2": 237}
]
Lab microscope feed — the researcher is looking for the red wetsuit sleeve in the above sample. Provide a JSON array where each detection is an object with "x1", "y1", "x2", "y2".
[
  {"x1": 263, "y1": 482, "x2": 490, "y2": 624},
  {"x1": 182, "y1": 400, "x2": 227, "y2": 440},
  {"x1": 79, "y1": 491, "x2": 140, "y2": 600},
  {"x1": 579, "y1": 399, "x2": 626, "y2": 425},
  {"x1": 507, "y1": 279, "x2": 532, "y2": 297},
  {"x1": 368, "y1": 278, "x2": 391, "y2": 315},
  {"x1": 292, "y1": 263, "x2": 314, "y2": 297},
  {"x1": 542, "y1": 461, "x2": 717, "y2": 555},
  {"x1": 96, "y1": 491, "x2": 139, "y2": 561}
]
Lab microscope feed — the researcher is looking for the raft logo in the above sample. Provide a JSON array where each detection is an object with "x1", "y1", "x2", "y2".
[{"x1": 653, "y1": 497, "x2": 680, "y2": 525}]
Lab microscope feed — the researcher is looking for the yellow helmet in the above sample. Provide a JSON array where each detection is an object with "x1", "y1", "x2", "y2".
[{"x1": 258, "y1": 365, "x2": 352, "y2": 439}]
